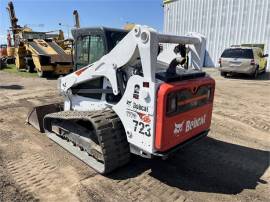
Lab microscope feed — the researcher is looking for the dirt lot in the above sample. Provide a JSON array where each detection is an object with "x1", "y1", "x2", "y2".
[{"x1": 0, "y1": 69, "x2": 269, "y2": 202}]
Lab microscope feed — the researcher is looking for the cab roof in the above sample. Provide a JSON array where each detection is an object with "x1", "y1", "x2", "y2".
[{"x1": 71, "y1": 26, "x2": 128, "y2": 39}]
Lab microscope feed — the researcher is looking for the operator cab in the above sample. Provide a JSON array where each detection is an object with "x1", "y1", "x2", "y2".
[
  {"x1": 71, "y1": 27, "x2": 128, "y2": 100},
  {"x1": 72, "y1": 27, "x2": 128, "y2": 70}
]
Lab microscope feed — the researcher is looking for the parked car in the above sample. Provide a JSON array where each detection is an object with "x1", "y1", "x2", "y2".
[{"x1": 219, "y1": 46, "x2": 268, "y2": 78}]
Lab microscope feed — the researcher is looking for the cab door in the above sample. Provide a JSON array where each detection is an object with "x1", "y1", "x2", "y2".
[
  {"x1": 75, "y1": 35, "x2": 90, "y2": 70},
  {"x1": 74, "y1": 35, "x2": 105, "y2": 70},
  {"x1": 88, "y1": 35, "x2": 105, "y2": 64}
]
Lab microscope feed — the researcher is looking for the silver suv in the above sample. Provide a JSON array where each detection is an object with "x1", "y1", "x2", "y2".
[{"x1": 219, "y1": 47, "x2": 268, "y2": 78}]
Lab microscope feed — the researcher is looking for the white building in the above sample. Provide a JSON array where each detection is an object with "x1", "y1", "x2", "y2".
[{"x1": 163, "y1": 0, "x2": 270, "y2": 71}]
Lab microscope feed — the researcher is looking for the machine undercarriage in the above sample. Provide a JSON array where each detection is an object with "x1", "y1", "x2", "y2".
[{"x1": 43, "y1": 110, "x2": 130, "y2": 173}]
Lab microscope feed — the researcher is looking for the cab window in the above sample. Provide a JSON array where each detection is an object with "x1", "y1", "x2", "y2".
[
  {"x1": 89, "y1": 36, "x2": 105, "y2": 63},
  {"x1": 105, "y1": 31, "x2": 127, "y2": 51},
  {"x1": 75, "y1": 35, "x2": 105, "y2": 69},
  {"x1": 76, "y1": 35, "x2": 90, "y2": 69}
]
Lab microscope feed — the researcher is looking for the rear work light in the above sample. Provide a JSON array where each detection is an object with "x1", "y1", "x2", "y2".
[
  {"x1": 166, "y1": 85, "x2": 213, "y2": 116},
  {"x1": 166, "y1": 93, "x2": 177, "y2": 114}
]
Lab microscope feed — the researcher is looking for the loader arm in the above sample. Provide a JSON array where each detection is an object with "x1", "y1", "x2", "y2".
[
  {"x1": 59, "y1": 25, "x2": 205, "y2": 96},
  {"x1": 59, "y1": 28, "x2": 138, "y2": 95}
]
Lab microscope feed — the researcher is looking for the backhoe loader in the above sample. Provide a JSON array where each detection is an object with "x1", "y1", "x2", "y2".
[
  {"x1": 6, "y1": 1, "x2": 72, "y2": 77},
  {"x1": 27, "y1": 25, "x2": 215, "y2": 174}
]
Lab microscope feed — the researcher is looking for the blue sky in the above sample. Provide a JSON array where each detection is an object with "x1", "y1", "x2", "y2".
[{"x1": 0, "y1": 0, "x2": 164, "y2": 44}]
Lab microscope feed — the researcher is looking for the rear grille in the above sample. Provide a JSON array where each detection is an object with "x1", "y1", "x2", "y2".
[{"x1": 166, "y1": 85, "x2": 213, "y2": 116}]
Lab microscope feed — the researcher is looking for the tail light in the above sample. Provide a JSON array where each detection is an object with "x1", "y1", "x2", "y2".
[
  {"x1": 218, "y1": 58, "x2": 222, "y2": 67},
  {"x1": 250, "y1": 59, "x2": 255, "y2": 65}
]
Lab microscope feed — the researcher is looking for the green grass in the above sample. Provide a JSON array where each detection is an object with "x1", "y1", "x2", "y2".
[{"x1": 1, "y1": 64, "x2": 38, "y2": 78}]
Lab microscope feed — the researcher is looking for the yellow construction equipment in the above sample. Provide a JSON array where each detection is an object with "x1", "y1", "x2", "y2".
[
  {"x1": 6, "y1": 1, "x2": 73, "y2": 77},
  {"x1": 123, "y1": 23, "x2": 135, "y2": 30},
  {"x1": 44, "y1": 29, "x2": 73, "y2": 55}
]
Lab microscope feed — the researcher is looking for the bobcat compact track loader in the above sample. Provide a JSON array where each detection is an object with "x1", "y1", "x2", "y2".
[{"x1": 27, "y1": 25, "x2": 215, "y2": 174}]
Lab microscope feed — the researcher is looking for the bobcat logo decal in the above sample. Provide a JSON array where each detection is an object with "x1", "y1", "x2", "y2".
[
  {"x1": 174, "y1": 121, "x2": 184, "y2": 135},
  {"x1": 173, "y1": 114, "x2": 207, "y2": 135}
]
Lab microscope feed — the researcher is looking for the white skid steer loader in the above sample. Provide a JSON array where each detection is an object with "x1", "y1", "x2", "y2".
[{"x1": 27, "y1": 25, "x2": 215, "y2": 174}]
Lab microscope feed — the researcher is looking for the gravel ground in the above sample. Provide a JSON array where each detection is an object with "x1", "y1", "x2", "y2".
[{"x1": 0, "y1": 69, "x2": 269, "y2": 202}]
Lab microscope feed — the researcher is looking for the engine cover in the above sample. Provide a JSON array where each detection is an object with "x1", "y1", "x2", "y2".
[{"x1": 155, "y1": 76, "x2": 215, "y2": 152}]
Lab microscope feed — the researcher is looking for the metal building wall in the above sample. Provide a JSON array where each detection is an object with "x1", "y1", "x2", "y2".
[{"x1": 164, "y1": 0, "x2": 270, "y2": 70}]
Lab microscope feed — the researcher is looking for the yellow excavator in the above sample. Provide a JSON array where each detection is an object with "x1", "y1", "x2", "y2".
[{"x1": 6, "y1": 1, "x2": 73, "y2": 77}]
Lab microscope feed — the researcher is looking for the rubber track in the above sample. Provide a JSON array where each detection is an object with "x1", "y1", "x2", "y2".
[{"x1": 44, "y1": 109, "x2": 130, "y2": 174}]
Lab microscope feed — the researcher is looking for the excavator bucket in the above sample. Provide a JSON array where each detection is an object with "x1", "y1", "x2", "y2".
[{"x1": 26, "y1": 103, "x2": 63, "y2": 133}]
